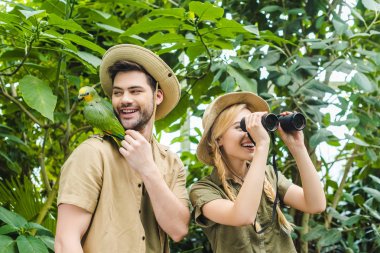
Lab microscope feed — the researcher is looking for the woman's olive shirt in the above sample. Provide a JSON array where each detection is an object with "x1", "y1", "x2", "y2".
[{"x1": 189, "y1": 165, "x2": 297, "y2": 253}]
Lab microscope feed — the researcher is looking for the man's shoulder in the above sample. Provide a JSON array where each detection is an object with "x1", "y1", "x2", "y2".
[{"x1": 73, "y1": 135, "x2": 118, "y2": 154}]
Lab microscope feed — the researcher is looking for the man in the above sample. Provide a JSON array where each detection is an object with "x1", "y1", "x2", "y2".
[{"x1": 55, "y1": 44, "x2": 190, "y2": 253}]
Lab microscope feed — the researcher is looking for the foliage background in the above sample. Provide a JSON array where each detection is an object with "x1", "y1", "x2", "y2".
[{"x1": 0, "y1": 0, "x2": 379, "y2": 252}]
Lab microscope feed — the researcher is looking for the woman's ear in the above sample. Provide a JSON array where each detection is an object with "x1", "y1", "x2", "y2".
[{"x1": 216, "y1": 137, "x2": 223, "y2": 147}]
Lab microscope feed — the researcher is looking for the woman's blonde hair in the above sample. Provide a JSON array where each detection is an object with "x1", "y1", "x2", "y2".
[{"x1": 208, "y1": 103, "x2": 293, "y2": 233}]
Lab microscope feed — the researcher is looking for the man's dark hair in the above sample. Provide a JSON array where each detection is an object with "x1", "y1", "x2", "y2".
[{"x1": 108, "y1": 60, "x2": 157, "y2": 91}]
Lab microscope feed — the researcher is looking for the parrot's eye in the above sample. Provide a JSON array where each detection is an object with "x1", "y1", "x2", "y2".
[{"x1": 85, "y1": 92, "x2": 89, "y2": 96}]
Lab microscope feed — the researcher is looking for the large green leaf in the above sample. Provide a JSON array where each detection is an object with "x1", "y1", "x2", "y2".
[
  {"x1": 16, "y1": 235, "x2": 48, "y2": 253},
  {"x1": 63, "y1": 34, "x2": 105, "y2": 55},
  {"x1": 18, "y1": 75, "x2": 57, "y2": 122},
  {"x1": 0, "y1": 235, "x2": 16, "y2": 253},
  {"x1": 344, "y1": 134, "x2": 369, "y2": 147},
  {"x1": 362, "y1": 0, "x2": 380, "y2": 11},
  {"x1": 145, "y1": 33, "x2": 188, "y2": 46},
  {"x1": 0, "y1": 207, "x2": 27, "y2": 229},
  {"x1": 38, "y1": 236, "x2": 54, "y2": 251},
  {"x1": 48, "y1": 13, "x2": 88, "y2": 34},
  {"x1": 122, "y1": 17, "x2": 182, "y2": 36},
  {"x1": 189, "y1": 2, "x2": 224, "y2": 21},
  {"x1": 19, "y1": 10, "x2": 46, "y2": 20},
  {"x1": 317, "y1": 228, "x2": 342, "y2": 248},
  {"x1": 350, "y1": 72, "x2": 375, "y2": 92},
  {"x1": 95, "y1": 23, "x2": 124, "y2": 34},
  {"x1": 363, "y1": 187, "x2": 380, "y2": 202},
  {"x1": 226, "y1": 65, "x2": 257, "y2": 93},
  {"x1": 146, "y1": 8, "x2": 185, "y2": 18}
]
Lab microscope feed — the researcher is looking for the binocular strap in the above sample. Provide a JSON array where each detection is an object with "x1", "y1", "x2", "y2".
[{"x1": 253, "y1": 131, "x2": 279, "y2": 234}]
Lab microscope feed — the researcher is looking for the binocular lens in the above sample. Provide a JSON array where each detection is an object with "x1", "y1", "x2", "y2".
[
  {"x1": 262, "y1": 113, "x2": 278, "y2": 132},
  {"x1": 240, "y1": 112, "x2": 306, "y2": 133},
  {"x1": 278, "y1": 112, "x2": 306, "y2": 132}
]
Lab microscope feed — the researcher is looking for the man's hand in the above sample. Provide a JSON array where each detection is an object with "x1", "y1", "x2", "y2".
[{"x1": 119, "y1": 129, "x2": 157, "y2": 176}]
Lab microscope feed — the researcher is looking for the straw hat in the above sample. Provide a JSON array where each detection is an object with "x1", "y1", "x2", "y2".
[
  {"x1": 197, "y1": 92, "x2": 270, "y2": 166},
  {"x1": 99, "y1": 44, "x2": 180, "y2": 120}
]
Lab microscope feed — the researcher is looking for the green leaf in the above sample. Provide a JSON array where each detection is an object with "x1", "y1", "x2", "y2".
[
  {"x1": 260, "y1": 51, "x2": 281, "y2": 66},
  {"x1": 369, "y1": 175, "x2": 380, "y2": 186},
  {"x1": 0, "y1": 235, "x2": 16, "y2": 253},
  {"x1": 189, "y1": 2, "x2": 224, "y2": 21},
  {"x1": 123, "y1": 17, "x2": 182, "y2": 36},
  {"x1": 260, "y1": 5, "x2": 282, "y2": 12},
  {"x1": 0, "y1": 207, "x2": 27, "y2": 229},
  {"x1": 362, "y1": 0, "x2": 380, "y2": 11},
  {"x1": 310, "y1": 129, "x2": 333, "y2": 148},
  {"x1": 244, "y1": 25, "x2": 259, "y2": 36},
  {"x1": 318, "y1": 228, "x2": 342, "y2": 247},
  {"x1": 37, "y1": 236, "x2": 54, "y2": 251},
  {"x1": 351, "y1": 72, "x2": 375, "y2": 92},
  {"x1": 63, "y1": 34, "x2": 105, "y2": 55},
  {"x1": 363, "y1": 187, "x2": 380, "y2": 202},
  {"x1": 226, "y1": 65, "x2": 257, "y2": 93},
  {"x1": 303, "y1": 225, "x2": 326, "y2": 241},
  {"x1": 146, "y1": 8, "x2": 185, "y2": 18},
  {"x1": 0, "y1": 151, "x2": 21, "y2": 174},
  {"x1": 145, "y1": 33, "x2": 188, "y2": 46},
  {"x1": 65, "y1": 50, "x2": 102, "y2": 69},
  {"x1": 19, "y1": 10, "x2": 46, "y2": 20},
  {"x1": 332, "y1": 19, "x2": 348, "y2": 36},
  {"x1": 48, "y1": 14, "x2": 88, "y2": 34},
  {"x1": 0, "y1": 12, "x2": 22, "y2": 25},
  {"x1": 364, "y1": 204, "x2": 380, "y2": 220},
  {"x1": 231, "y1": 57, "x2": 257, "y2": 72},
  {"x1": 342, "y1": 215, "x2": 363, "y2": 227},
  {"x1": 0, "y1": 225, "x2": 18, "y2": 235},
  {"x1": 192, "y1": 72, "x2": 214, "y2": 103},
  {"x1": 18, "y1": 75, "x2": 57, "y2": 122},
  {"x1": 16, "y1": 235, "x2": 48, "y2": 253},
  {"x1": 330, "y1": 118, "x2": 360, "y2": 127},
  {"x1": 344, "y1": 134, "x2": 369, "y2": 147},
  {"x1": 276, "y1": 75, "x2": 291, "y2": 86},
  {"x1": 95, "y1": 23, "x2": 124, "y2": 34}
]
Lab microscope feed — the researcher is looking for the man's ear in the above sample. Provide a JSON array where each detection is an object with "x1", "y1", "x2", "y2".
[{"x1": 155, "y1": 89, "x2": 164, "y2": 106}]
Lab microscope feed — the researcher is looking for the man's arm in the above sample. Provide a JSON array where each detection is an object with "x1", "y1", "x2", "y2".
[
  {"x1": 142, "y1": 170, "x2": 190, "y2": 242},
  {"x1": 55, "y1": 204, "x2": 92, "y2": 253},
  {"x1": 119, "y1": 130, "x2": 190, "y2": 242}
]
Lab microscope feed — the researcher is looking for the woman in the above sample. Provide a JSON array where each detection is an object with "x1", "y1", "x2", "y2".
[{"x1": 190, "y1": 92, "x2": 326, "y2": 252}]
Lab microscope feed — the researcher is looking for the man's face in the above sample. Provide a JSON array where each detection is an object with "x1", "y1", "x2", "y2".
[{"x1": 112, "y1": 71, "x2": 157, "y2": 131}]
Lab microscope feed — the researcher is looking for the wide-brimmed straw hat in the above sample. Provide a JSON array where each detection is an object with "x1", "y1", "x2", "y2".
[
  {"x1": 99, "y1": 44, "x2": 180, "y2": 120},
  {"x1": 197, "y1": 92, "x2": 270, "y2": 166}
]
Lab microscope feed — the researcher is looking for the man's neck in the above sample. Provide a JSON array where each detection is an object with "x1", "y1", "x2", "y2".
[{"x1": 139, "y1": 118, "x2": 155, "y2": 142}]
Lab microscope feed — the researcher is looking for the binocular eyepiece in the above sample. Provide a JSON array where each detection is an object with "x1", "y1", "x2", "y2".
[{"x1": 240, "y1": 112, "x2": 306, "y2": 133}]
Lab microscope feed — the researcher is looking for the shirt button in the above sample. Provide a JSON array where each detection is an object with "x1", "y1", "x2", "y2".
[
  {"x1": 142, "y1": 236, "x2": 145, "y2": 240},
  {"x1": 138, "y1": 183, "x2": 142, "y2": 188},
  {"x1": 139, "y1": 210, "x2": 141, "y2": 214}
]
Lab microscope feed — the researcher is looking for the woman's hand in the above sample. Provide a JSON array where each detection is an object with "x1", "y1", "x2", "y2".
[
  {"x1": 277, "y1": 111, "x2": 305, "y2": 152},
  {"x1": 244, "y1": 111, "x2": 270, "y2": 146}
]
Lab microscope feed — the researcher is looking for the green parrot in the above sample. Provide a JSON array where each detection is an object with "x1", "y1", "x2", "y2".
[{"x1": 78, "y1": 86, "x2": 125, "y2": 142}]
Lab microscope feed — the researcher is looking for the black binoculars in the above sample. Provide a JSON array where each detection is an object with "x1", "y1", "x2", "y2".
[{"x1": 240, "y1": 112, "x2": 306, "y2": 133}]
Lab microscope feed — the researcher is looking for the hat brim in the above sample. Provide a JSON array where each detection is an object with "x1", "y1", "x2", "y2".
[
  {"x1": 99, "y1": 44, "x2": 180, "y2": 120},
  {"x1": 197, "y1": 92, "x2": 270, "y2": 166}
]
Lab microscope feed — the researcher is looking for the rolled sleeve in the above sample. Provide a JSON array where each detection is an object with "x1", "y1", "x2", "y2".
[
  {"x1": 57, "y1": 141, "x2": 103, "y2": 213},
  {"x1": 189, "y1": 181, "x2": 223, "y2": 228}
]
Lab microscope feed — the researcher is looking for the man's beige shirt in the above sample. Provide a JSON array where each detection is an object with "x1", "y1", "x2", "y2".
[{"x1": 58, "y1": 136, "x2": 189, "y2": 253}]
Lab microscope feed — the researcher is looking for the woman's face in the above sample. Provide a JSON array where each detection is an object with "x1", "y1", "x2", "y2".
[{"x1": 218, "y1": 108, "x2": 255, "y2": 164}]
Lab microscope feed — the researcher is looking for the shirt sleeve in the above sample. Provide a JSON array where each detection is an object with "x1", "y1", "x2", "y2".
[
  {"x1": 172, "y1": 162, "x2": 190, "y2": 207},
  {"x1": 57, "y1": 140, "x2": 103, "y2": 213},
  {"x1": 189, "y1": 181, "x2": 223, "y2": 228}
]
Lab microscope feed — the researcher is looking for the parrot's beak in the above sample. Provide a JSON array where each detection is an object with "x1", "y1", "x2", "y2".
[{"x1": 77, "y1": 95, "x2": 84, "y2": 101}]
